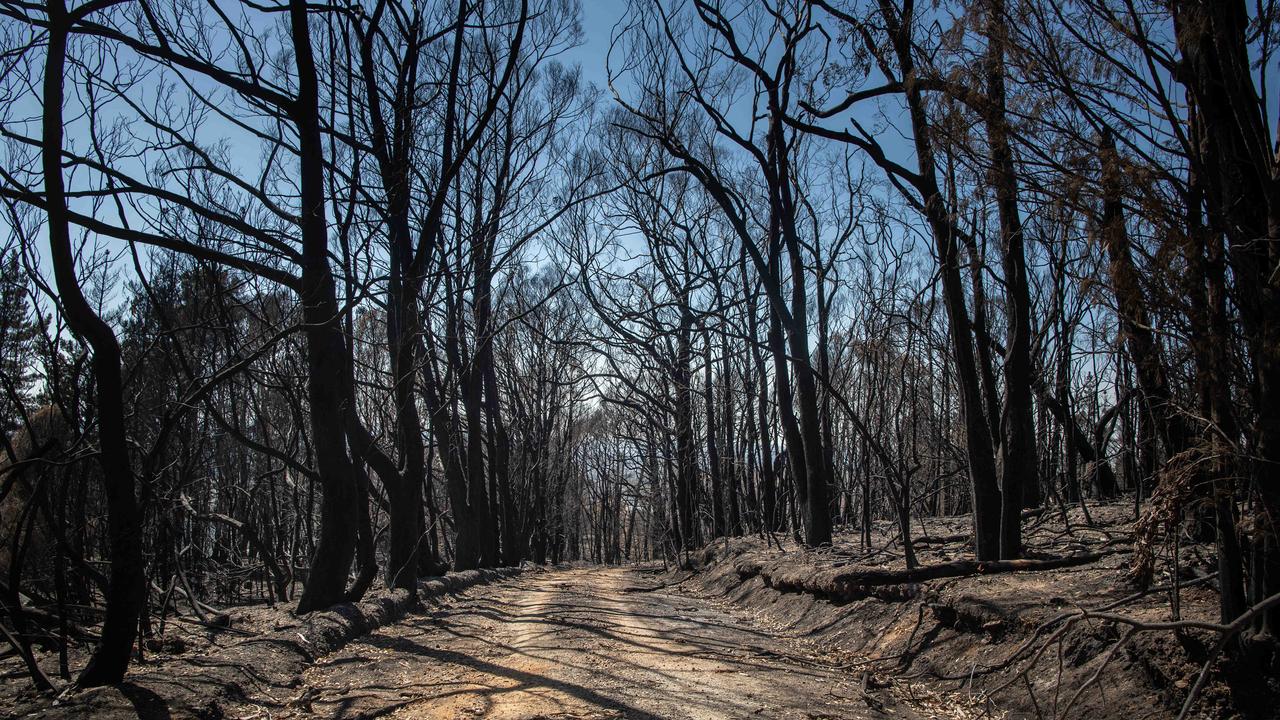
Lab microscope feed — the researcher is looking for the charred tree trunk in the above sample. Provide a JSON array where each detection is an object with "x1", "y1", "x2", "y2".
[
  {"x1": 704, "y1": 331, "x2": 725, "y2": 539},
  {"x1": 1098, "y1": 136, "x2": 1189, "y2": 460},
  {"x1": 674, "y1": 302, "x2": 697, "y2": 551},
  {"x1": 292, "y1": 0, "x2": 359, "y2": 614},
  {"x1": 1185, "y1": 175, "x2": 1248, "y2": 623},
  {"x1": 870, "y1": 9, "x2": 1004, "y2": 559},
  {"x1": 721, "y1": 332, "x2": 741, "y2": 535},
  {"x1": 773, "y1": 130, "x2": 833, "y2": 549},
  {"x1": 983, "y1": 0, "x2": 1039, "y2": 556},
  {"x1": 1172, "y1": 0, "x2": 1280, "y2": 634},
  {"x1": 42, "y1": 1, "x2": 145, "y2": 682}
]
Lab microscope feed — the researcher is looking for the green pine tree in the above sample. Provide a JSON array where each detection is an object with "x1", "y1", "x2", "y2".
[{"x1": 0, "y1": 249, "x2": 37, "y2": 440}]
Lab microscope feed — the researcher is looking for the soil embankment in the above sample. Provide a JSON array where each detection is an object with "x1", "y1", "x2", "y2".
[{"x1": 674, "y1": 502, "x2": 1279, "y2": 719}]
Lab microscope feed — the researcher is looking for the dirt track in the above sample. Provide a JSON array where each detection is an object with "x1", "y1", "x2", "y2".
[{"x1": 268, "y1": 567, "x2": 908, "y2": 719}]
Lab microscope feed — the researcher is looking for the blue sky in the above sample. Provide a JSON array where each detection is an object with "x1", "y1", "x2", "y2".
[{"x1": 569, "y1": 0, "x2": 628, "y2": 93}]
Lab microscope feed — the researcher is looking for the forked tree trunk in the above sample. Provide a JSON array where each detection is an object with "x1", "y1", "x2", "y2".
[{"x1": 883, "y1": 12, "x2": 1003, "y2": 559}]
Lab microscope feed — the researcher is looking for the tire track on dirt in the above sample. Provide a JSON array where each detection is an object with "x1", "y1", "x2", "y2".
[{"x1": 274, "y1": 567, "x2": 912, "y2": 719}]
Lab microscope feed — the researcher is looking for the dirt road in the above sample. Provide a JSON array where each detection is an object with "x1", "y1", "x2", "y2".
[{"x1": 270, "y1": 567, "x2": 912, "y2": 719}]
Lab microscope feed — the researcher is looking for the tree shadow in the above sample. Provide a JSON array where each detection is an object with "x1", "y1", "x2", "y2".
[
  {"x1": 315, "y1": 636, "x2": 669, "y2": 720},
  {"x1": 117, "y1": 682, "x2": 172, "y2": 720}
]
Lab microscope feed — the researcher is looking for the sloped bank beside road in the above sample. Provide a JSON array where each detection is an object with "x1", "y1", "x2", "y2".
[
  {"x1": 16, "y1": 566, "x2": 529, "y2": 719},
  {"x1": 674, "y1": 502, "x2": 1279, "y2": 720}
]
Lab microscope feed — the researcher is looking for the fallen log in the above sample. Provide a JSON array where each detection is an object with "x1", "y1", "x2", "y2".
[{"x1": 736, "y1": 553, "x2": 1106, "y2": 602}]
